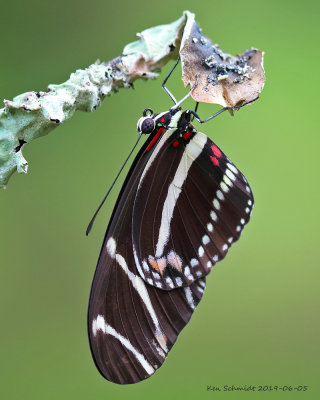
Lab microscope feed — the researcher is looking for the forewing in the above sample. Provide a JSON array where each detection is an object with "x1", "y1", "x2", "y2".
[
  {"x1": 133, "y1": 130, "x2": 254, "y2": 290},
  {"x1": 88, "y1": 132, "x2": 206, "y2": 384}
]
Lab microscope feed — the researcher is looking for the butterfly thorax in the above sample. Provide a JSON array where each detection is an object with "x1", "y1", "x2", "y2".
[
  {"x1": 137, "y1": 108, "x2": 198, "y2": 153},
  {"x1": 140, "y1": 105, "x2": 200, "y2": 130}
]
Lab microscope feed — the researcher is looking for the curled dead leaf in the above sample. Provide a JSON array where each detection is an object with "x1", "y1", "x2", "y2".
[{"x1": 180, "y1": 15, "x2": 265, "y2": 108}]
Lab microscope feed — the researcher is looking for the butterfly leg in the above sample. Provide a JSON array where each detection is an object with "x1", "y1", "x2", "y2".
[
  {"x1": 171, "y1": 75, "x2": 199, "y2": 110},
  {"x1": 190, "y1": 102, "x2": 199, "y2": 122},
  {"x1": 162, "y1": 56, "x2": 181, "y2": 105},
  {"x1": 187, "y1": 97, "x2": 259, "y2": 124}
]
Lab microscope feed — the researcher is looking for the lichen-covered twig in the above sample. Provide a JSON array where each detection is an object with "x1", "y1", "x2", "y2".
[
  {"x1": 0, "y1": 12, "x2": 187, "y2": 188},
  {"x1": 0, "y1": 10, "x2": 265, "y2": 189}
]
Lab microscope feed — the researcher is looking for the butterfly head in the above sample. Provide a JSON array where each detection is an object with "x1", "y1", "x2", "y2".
[
  {"x1": 137, "y1": 107, "x2": 183, "y2": 135},
  {"x1": 137, "y1": 108, "x2": 156, "y2": 134}
]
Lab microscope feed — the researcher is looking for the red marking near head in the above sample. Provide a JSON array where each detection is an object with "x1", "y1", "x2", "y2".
[
  {"x1": 160, "y1": 117, "x2": 165, "y2": 122},
  {"x1": 145, "y1": 128, "x2": 166, "y2": 152},
  {"x1": 210, "y1": 156, "x2": 219, "y2": 166},
  {"x1": 172, "y1": 140, "x2": 179, "y2": 148},
  {"x1": 183, "y1": 132, "x2": 193, "y2": 141},
  {"x1": 211, "y1": 144, "x2": 222, "y2": 158}
]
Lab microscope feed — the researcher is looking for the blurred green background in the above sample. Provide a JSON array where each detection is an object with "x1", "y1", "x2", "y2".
[{"x1": 1, "y1": 0, "x2": 319, "y2": 399}]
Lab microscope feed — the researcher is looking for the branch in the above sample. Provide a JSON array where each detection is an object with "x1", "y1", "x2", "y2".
[
  {"x1": 0, "y1": 11, "x2": 188, "y2": 188},
  {"x1": 0, "y1": 10, "x2": 265, "y2": 189}
]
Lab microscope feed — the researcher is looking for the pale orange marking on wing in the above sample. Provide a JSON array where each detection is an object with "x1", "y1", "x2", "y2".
[
  {"x1": 155, "y1": 332, "x2": 168, "y2": 349},
  {"x1": 148, "y1": 257, "x2": 167, "y2": 274},
  {"x1": 167, "y1": 251, "x2": 183, "y2": 273},
  {"x1": 148, "y1": 258, "x2": 160, "y2": 273}
]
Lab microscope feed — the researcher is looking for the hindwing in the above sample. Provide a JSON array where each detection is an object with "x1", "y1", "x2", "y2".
[{"x1": 133, "y1": 128, "x2": 254, "y2": 290}]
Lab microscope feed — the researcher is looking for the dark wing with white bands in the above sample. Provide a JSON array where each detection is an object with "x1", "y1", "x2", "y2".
[
  {"x1": 88, "y1": 130, "x2": 206, "y2": 385},
  {"x1": 133, "y1": 130, "x2": 254, "y2": 290}
]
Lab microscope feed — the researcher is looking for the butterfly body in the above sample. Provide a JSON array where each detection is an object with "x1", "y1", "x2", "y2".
[{"x1": 88, "y1": 105, "x2": 254, "y2": 384}]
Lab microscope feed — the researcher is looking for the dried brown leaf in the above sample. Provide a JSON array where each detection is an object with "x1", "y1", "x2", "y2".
[{"x1": 180, "y1": 16, "x2": 265, "y2": 107}]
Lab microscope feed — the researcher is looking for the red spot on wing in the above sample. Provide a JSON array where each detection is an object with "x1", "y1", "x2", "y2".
[
  {"x1": 183, "y1": 132, "x2": 193, "y2": 141},
  {"x1": 172, "y1": 140, "x2": 179, "y2": 148},
  {"x1": 160, "y1": 117, "x2": 165, "y2": 122},
  {"x1": 145, "y1": 128, "x2": 166, "y2": 152},
  {"x1": 211, "y1": 144, "x2": 222, "y2": 158},
  {"x1": 210, "y1": 156, "x2": 219, "y2": 166}
]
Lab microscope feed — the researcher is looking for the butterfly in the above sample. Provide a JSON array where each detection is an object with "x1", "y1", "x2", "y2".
[{"x1": 87, "y1": 61, "x2": 255, "y2": 384}]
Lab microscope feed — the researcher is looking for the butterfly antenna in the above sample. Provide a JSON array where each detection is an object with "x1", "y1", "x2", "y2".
[{"x1": 86, "y1": 132, "x2": 143, "y2": 236}]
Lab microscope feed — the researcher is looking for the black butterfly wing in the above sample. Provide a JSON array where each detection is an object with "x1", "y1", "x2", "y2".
[
  {"x1": 88, "y1": 131, "x2": 206, "y2": 384},
  {"x1": 133, "y1": 129, "x2": 254, "y2": 290}
]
